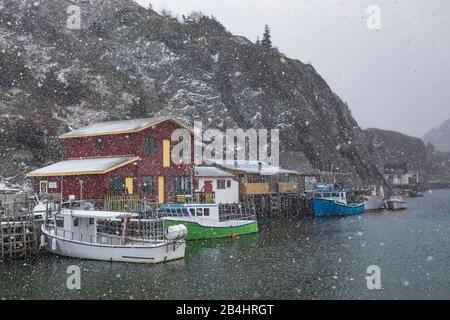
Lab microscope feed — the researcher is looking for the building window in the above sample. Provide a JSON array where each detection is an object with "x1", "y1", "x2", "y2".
[
  {"x1": 142, "y1": 176, "x2": 155, "y2": 196},
  {"x1": 89, "y1": 218, "x2": 95, "y2": 225},
  {"x1": 109, "y1": 177, "x2": 125, "y2": 193},
  {"x1": 39, "y1": 180, "x2": 48, "y2": 194},
  {"x1": 95, "y1": 138, "x2": 103, "y2": 153},
  {"x1": 173, "y1": 176, "x2": 191, "y2": 195},
  {"x1": 226, "y1": 180, "x2": 231, "y2": 188},
  {"x1": 143, "y1": 137, "x2": 156, "y2": 155},
  {"x1": 217, "y1": 179, "x2": 226, "y2": 189},
  {"x1": 247, "y1": 174, "x2": 264, "y2": 183}
]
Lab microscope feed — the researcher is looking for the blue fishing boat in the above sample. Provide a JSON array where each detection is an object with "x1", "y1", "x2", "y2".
[{"x1": 311, "y1": 183, "x2": 365, "y2": 217}]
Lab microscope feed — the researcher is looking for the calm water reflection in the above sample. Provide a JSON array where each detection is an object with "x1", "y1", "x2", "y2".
[{"x1": 1, "y1": 189, "x2": 449, "y2": 300}]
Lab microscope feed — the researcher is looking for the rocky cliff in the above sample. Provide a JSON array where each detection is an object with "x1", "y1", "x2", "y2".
[
  {"x1": 0, "y1": 0, "x2": 385, "y2": 187},
  {"x1": 365, "y1": 128, "x2": 450, "y2": 184}
]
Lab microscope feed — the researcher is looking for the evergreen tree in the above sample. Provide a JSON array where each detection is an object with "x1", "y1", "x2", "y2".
[
  {"x1": 261, "y1": 25, "x2": 272, "y2": 49},
  {"x1": 256, "y1": 36, "x2": 261, "y2": 46}
]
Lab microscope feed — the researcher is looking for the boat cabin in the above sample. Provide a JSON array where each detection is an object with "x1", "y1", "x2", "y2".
[
  {"x1": 160, "y1": 203, "x2": 219, "y2": 222},
  {"x1": 312, "y1": 183, "x2": 347, "y2": 204},
  {"x1": 51, "y1": 209, "x2": 137, "y2": 245}
]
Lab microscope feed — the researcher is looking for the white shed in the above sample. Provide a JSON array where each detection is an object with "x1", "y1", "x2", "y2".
[{"x1": 194, "y1": 166, "x2": 239, "y2": 204}]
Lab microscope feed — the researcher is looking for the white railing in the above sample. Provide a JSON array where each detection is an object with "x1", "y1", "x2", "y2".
[{"x1": 43, "y1": 224, "x2": 167, "y2": 246}]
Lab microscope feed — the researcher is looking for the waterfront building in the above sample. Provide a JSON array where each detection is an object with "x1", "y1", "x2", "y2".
[{"x1": 27, "y1": 116, "x2": 194, "y2": 204}]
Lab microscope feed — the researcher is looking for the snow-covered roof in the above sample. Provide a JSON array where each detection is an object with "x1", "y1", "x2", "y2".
[
  {"x1": 0, "y1": 182, "x2": 22, "y2": 194},
  {"x1": 60, "y1": 209, "x2": 137, "y2": 219},
  {"x1": 59, "y1": 116, "x2": 192, "y2": 139},
  {"x1": 26, "y1": 157, "x2": 140, "y2": 177},
  {"x1": 195, "y1": 166, "x2": 236, "y2": 178},
  {"x1": 208, "y1": 160, "x2": 298, "y2": 176}
]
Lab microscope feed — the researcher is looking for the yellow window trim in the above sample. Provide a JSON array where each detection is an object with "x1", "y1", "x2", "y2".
[
  {"x1": 39, "y1": 180, "x2": 48, "y2": 193},
  {"x1": 158, "y1": 176, "x2": 165, "y2": 204},
  {"x1": 163, "y1": 139, "x2": 171, "y2": 168}
]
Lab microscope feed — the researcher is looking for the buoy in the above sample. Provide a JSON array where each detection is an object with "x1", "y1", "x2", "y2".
[
  {"x1": 40, "y1": 235, "x2": 46, "y2": 248},
  {"x1": 230, "y1": 233, "x2": 238, "y2": 240},
  {"x1": 51, "y1": 238, "x2": 57, "y2": 251}
]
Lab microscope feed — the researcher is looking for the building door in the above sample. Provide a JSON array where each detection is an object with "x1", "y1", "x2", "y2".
[
  {"x1": 125, "y1": 177, "x2": 134, "y2": 195},
  {"x1": 158, "y1": 176, "x2": 165, "y2": 204},
  {"x1": 39, "y1": 180, "x2": 48, "y2": 194},
  {"x1": 204, "y1": 180, "x2": 213, "y2": 193},
  {"x1": 163, "y1": 139, "x2": 171, "y2": 168}
]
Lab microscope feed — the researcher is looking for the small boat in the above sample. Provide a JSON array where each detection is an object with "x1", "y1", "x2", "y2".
[
  {"x1": 386, "y1": 196, "x2": 407, "y2": 211},
  {"x1": 41, "y1": 209, "x2": 187, "y2": 264},
  {"x1": 409, "y1": 190, "x2": 424, "y2": 198},
  {"x1": 311, "y1": 183, "x2": 365, "y2": 217},
  {"x1": 160, "y1": 203, "x2": 259, "y2": 240},
  {"x1": 359, "y1": 185, "x2": 385, "y2": 210}
]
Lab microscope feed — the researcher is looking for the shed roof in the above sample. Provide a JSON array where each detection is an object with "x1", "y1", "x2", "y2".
[
  {"x1": 59, "y1": 116, "x2": 192, "y2": 139},
  {"x1": 209, "y1": 160, "x2": 298, "y2": 176},
  {"x1": 195, "y1": 166, "x2": 236, "y2": 178},
  {"x1": 26, "y1": 156, "x2": 140, "y2": 177}
]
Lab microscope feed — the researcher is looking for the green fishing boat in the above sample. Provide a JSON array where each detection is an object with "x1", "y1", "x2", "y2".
[{"x1": 160, "y1": 203, "x2": 259, "y2": 240}]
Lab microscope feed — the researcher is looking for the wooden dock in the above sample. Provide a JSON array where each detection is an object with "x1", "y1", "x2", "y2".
[
  {"x1": 241, "y1": 193, "x2": 311, "y2": 219},
  {"x1": 0, "y1": 201, "x2": 41, "y2": 261}
]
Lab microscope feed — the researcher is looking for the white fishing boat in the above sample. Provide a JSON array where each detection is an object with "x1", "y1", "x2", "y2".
[
  {"x1": 359, "y1": 186, "x2": 385, "y2": 210},
  {"x1": 41, "y1": 209, "x2": 187, "y2": 264},
  {"x1": 386, "y1": 196, "x2": 407, "y2": 211}
]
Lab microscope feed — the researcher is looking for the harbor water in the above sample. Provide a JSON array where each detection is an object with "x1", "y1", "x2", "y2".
[{"x1": 1, "y1": 189, "x2": 449, "y2": 300}]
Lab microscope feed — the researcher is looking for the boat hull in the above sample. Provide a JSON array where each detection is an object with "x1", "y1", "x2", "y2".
[
  {"x1": 386, "y1": 201, "x2": 407, "y2": 211},
  {"x1": 42, "y1": 227, "x2": 185, "y2": 264},
  {"x1": 363, "y1": 195, "x2": 385, "y2": 210},
  {"x1": 163, "y1": 220, "x2": 259, "y2": 240},
  {"x1": 311, "y1": 199, "x2": 365, "y2": 217}
]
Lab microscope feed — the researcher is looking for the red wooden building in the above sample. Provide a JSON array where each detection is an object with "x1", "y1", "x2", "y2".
[{"x1": 27, "y1": 116, "x2": 194, "y2": 204}]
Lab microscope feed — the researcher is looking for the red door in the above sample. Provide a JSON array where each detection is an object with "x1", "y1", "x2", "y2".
[{"x1": 204, "y1": 180, "x2": 213, "y2": 193}]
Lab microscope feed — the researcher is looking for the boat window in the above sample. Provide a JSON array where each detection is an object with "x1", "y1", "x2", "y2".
[
  {"x1": 324, "y1": 193, "x2": 331, "y2": 198},
  {"x1": 89, "y1": 218, "x2": 95, "y2": 225},
  {"x1": 55, "y1": 216, "x2": 64, "y2": 228},
  {"x1": 73, "y1": 218, "x2": 79, "y2": 227},
  {"x1": 204, "y1": 208, "x2": 210, "y2": 216},
  {"x1": 176, "y1": 209, "x2": 182, "y2": 216},
  {"x1": 332, "y1": 193, "x2": 339, "y2": 197},
  {"x1": 182, "y1": 209, "x2": 189, "y2": 216},
  {"x1": 314, "y1": 193, "x2": 322, "y2": 198},
  {"x1": 340, "y1": 193, "x2": 345, "y2": 198},
  {"x1": 189, "y1": 208, "x2": 196, "y2": 216},
  {"x1": 170, "y1": 209, "x2": 177, "y2": 216},
  {"x1": 196, "y1": 208, "x2": 203, "y2": 216}
]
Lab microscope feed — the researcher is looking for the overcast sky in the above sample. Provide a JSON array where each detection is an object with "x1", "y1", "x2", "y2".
[{"x1": 135, "y1": 0, "x2": 450, "y2": 138}]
